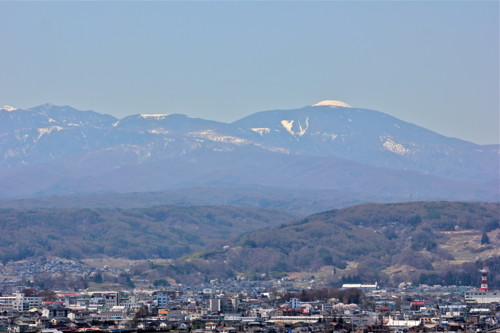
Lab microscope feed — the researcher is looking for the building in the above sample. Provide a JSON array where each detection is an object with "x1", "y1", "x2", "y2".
[
  {"x1": 155, "y1": 292, "x2": 169, "y2": 308},
  {"x1": 209, "y1": 297, "x2": 238, "y2": 313},
  {"x1": 341, "y1": 283, "x2": 378, "y2": 291},
  {"x1": 0, "y1": 296, "x2": 16, "y2": 311},
  {"x1": 464, "y1": 265, "x2": 500, "y2": 303},
  {"x1": 0, "y1": 293, "x2": 43, "y2": 311},
  {"x1": 464, "y1": 291, "x2": 500, "y2": 304},
  {"x1": 42, "y1": 304, "x2": 71, "y2": 318},
  {"x1": 289, "y1": 298, "x2": 301, "y2": 310}
]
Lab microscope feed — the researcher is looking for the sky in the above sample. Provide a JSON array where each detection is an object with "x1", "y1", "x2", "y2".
[{"x1": 0, "y1": 1, "x2": 498, "y2": 145}]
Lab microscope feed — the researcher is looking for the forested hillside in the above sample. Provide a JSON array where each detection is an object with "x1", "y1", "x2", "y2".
[
  {"x1": 1, "y1": 201, "x2": 498, "y2": 288},
  {"x1": 0, "y1": 186, "x2": 388, "y2": 215},
  {"x1": 0, "y1": 205, "x2": 298, "y2": 262},
  {"x1": 164, "y1": 202, "x2": 499, "y2": 285}
]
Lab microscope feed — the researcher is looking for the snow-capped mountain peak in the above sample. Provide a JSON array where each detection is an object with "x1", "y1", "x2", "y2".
[
  {"x1": 312, "y1": 100, "x2": 351, "y2": 108},
  {"x1": 1, "y1": 105, "x2": 18, "y2": 112}
]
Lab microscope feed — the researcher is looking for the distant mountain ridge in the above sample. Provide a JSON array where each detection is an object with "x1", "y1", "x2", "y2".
[
  {"x1": 0, "y1": 101, "x2": 498, "y2": 201},
  {"x1": 233, "y1": 103, "x2": 498, "y2": 183}
]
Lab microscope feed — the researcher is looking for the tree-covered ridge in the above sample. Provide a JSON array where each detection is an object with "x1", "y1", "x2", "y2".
[
  {"x1": 1, "y1": 201, "x2": 498, "y2": 287},
  {"x1": 184, "y1": 201, "x2": 499, "y2": 285},
  {"x1": 0, "y1": 205, "x2": 298, "y2": 263},
  {"x1": 0, "y1": 186, "x2": 382, "y2": 216}
]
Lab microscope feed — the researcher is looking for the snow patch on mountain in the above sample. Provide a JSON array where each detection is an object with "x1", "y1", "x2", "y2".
[
  {"x1": 312, "y1": 100, "x2": 351, "y2": 108},
  {"x1": 190, "y1": 130, "x2": 250, "y2": 145},
  {"x1": 254, "y1": 143, "x2": 290, "y2": 154},
  {"x1": 321, "y1": 133, "x2": 338, "y2": 141},
  {"x1": 251, "y1": 128, "x2": 271, "y2": 136},
  {"x1": 281, "y1": 120, "x2": 294, "y2": 135},
  {"x1": 1, "y1": 105, "x2": 18, "y2": 112},
  {"x1": 37, "y1": 126, "x2": 63, "y2": 139},
  {"x1": 381, "y1": 136, "x2": 409, "y2": 155},
  {"x1": 140, "y1": 114, "x2": 169, "y2": 119},
  {"x1": 281, "y1": 118, "x2": 309, "y2": 136},
  {"x1": 148, "y1": 128, "x2": 169, "y2": 135},
  {"x1": 297, "y1": 118, "x2": 309, "y2": 136}
]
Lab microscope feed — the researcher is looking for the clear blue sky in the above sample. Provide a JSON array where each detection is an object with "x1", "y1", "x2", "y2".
[{"x1": 1, "y1": 1, "x2": 498, "y2": 144}]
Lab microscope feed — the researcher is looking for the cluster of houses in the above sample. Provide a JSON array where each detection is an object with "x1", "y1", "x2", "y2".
[
  {"x1": 0, "y1": 282, "x2": 498, "y2": 333},
  {"x1": 0, "y1": 259, "x2": 86, "y2": 278}
]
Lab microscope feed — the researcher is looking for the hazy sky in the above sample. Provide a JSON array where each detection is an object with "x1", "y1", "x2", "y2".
[{"x1": 1, "y1": 1, "x2": 498, "y2": 144}]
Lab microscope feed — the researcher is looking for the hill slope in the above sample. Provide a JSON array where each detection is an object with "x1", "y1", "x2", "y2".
[
  {"x1": 1, "y1": 202, "x2": 498, "y2": 287},
  {"x1": 0, "y1": 205, "x2": 298, "y2": 263},
  {"x1": 171, "y1": 202, "x2": 500, "y2": 285}
]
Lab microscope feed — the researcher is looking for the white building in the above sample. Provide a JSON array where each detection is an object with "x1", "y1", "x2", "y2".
[
  {"x1": 341, "y1": 283, "x2": 378, "y2": 291},
  {"x1": 386, "y1": 316, "x2": 421, "y2": 328},
  {"x1": 0, "y1": 293, "x2": 42, "y2": 311},
  {"x1": 464, "y1": 291, "x2": 500, "y2": 304},
  {"x1": 268, "y1": 315, "x2": 323, "y2": 324},
  {"x1": 0, "y1": 296, "x2": 16, "y2": 311}
]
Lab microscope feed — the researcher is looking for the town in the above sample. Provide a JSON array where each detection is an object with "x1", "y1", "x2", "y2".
[{"x1": 0, "y1": 260, "x2": 498, "y2": 333}]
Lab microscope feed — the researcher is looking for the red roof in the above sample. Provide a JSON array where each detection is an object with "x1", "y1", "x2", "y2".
[
  {"x1": 376, "y1": 306, "x2": 391, "y2": 311},
  {"x1": 411, "y1": 301, "x2": 425, "y2": 306}
]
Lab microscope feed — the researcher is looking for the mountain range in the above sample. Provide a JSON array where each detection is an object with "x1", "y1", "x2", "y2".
[{"x1": 0, "y1": 100, "x2": 498, "y2": 202}]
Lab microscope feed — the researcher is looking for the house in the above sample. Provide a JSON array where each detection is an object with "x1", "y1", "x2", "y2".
[
  {"x1": 410, "y1": 302, "x2": 425, "y2": 311},
  {"x1": 41, "y1": 304, "x2": 70, "y2": 319}
]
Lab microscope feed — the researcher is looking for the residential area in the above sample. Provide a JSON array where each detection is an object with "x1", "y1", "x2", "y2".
[{"x1": 0, "y1": 267, "x2": 498, "y2": 333}]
